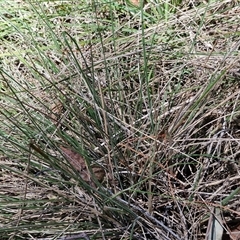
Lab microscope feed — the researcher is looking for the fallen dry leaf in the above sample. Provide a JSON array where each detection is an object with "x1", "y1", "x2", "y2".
[
  {"x1": 60, "y1": 146, "x2": 105, "y2": 185},
  {"x1": 130, "y1": 0, "x2": 140, "y2": 6},
  {"x1": 129, "y1": 0, "x2": 146, "y2": 7}
]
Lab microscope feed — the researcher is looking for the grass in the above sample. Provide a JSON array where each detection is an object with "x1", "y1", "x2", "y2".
[{"x1": 0, "y1": 0, "x2": 240, "y2": 239}]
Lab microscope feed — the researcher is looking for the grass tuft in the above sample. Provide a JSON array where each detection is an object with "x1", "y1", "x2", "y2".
[{"x1": 0, "y1": 0, "x2": 239, "y2": 239}]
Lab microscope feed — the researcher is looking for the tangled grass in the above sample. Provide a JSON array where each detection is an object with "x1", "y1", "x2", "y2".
[{"x1": 0, "y1": 0, "x2": 239, "y2": 239}]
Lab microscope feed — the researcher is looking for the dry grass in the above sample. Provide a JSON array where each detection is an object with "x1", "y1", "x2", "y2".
[{"x1": 0, "y1": 0, "x2": 240, "y2": 239}]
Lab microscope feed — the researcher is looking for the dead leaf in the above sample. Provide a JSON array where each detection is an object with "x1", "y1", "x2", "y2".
[
  {"x1": 60, "y1": 146, "x2": 105, "y2": 185},
  {"x1": 226, "y1": 220, "x2": 240, "y2": 240},
  {"x1": 130, "y1": 0, "x2": 140, "y2": 6},
  {"x1": 129, "y1": 0, "x2": 145, "y2": 7}
]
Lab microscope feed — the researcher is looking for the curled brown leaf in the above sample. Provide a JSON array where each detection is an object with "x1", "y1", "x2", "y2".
[{"x1": 60, "y1": 146, "x2": 105, "y2": 185}]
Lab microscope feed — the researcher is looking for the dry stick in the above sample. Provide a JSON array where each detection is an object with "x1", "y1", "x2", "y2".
[
  {"x1": 204, "y1": 175, "x2": 240, "y2": 187},
  {"x1": 106, "y1": 189, "x2": 182, "y2": 240},
  {"x1": 175, "y1": 200, "x2": 188, "y2": 240},
  {"x1": 59, "y1": 233, "x2": 90, "y2": 240}
]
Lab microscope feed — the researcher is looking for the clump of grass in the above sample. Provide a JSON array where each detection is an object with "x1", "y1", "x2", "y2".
[{"x1": 0, "y1": 0, "x2": 240, "y2": 239}]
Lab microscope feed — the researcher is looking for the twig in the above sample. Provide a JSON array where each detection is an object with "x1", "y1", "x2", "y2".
[{"x1": 107, "y1": 189, "x2": 182, "y2": 240}]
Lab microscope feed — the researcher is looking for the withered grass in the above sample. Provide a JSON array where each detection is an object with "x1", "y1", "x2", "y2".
[{"x1": 0, "y1": 0, "x2": 239, "y2": 239}]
